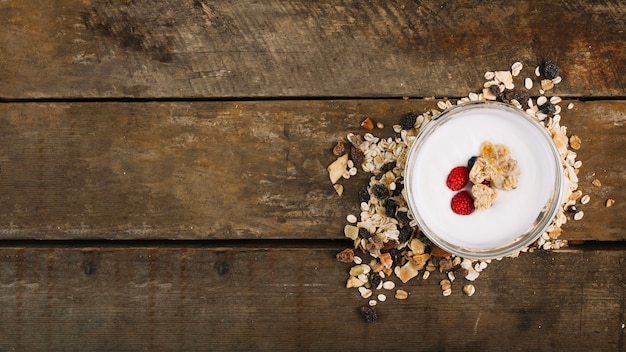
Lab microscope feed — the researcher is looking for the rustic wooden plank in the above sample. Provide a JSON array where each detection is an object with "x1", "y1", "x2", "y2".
[
  {"x1": 0, "y1": 100, "x2": 623, "y2": 240},
  {"x1": 0, "y1": 245, "x2": 623, "y2": 351},
  {"x1": 0, "y1": 0, "x2": 624, "y2": 99}
]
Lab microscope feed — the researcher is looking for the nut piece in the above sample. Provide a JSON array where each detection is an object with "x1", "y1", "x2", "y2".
[
  {"x1": 361, "y1": 117, "x2": 375, "y2": 130},
  {"x1": 463, "y1": 284, "x2": 476, "y2": 296},
  {"x1": 569, "y1": 135, "x2": 582, "y2": 150},
  {"x1": 332, "y1": 140, "x2": 346, "y2": 156},
  {"x1": 606, "y1": 199, "x2": 615, "y2": 207},
  {"x1": 395, "y1": 289, "x2": 409, "y2": 300},
  {"x1": 328, "y1": 154, "x2": 349, "y2": 184},
  {"x1": 541, "y1": 79, "x2": 555, "y2": 91}
]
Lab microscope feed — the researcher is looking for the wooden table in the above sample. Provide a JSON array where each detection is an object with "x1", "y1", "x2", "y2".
[{"x1": 0, "y1": 1, "x2": 624, "y2": 350}]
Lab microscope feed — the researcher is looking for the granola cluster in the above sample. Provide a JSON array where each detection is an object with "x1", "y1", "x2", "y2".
[{"x1": 469, "y1": 141, "x2": 520, "y2": 209}]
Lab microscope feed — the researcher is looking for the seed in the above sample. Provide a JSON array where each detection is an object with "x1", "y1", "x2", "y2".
[
  {"x1": 346, "y1": 214, "x2": 358, "y2": 223},
  {"x1": 568, "y1": 103, "x2": 574, "y2": 109},
  {"x1": 463, "y1": 284, "x2": 476, "y2": 296},
  {"x1": 395, "y1": 289, "x2": 409, "y2": 300},
  {"x1": 382, "y1": 281, "x2": 395, "y2": 290},
  {"x1": 574, "y1": 211, "x2": 584, "y2": 220},
  {"x1": 606, "y1": 199, "x2": 615, "y2": 207},
  {"x1": 524, "y1": 77, "x2": 533, "y2": 89},
  {"x1": 376, "y1": 122, "x2": 384, "y2": 129},
  {"x1": 592, "y1": 179, "x2": 602, "y2": 187},
  {"x1": 422, "y1": 271, "x2": 430, "y2": 280},
  {"x1": 581, "y1": 195, "x2": 590, "y2": 204}
]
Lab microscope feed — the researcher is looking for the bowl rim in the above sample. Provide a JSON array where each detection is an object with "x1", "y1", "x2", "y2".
[{"x1": 403, "y1": 101, "x2": 565, "y2": 259}]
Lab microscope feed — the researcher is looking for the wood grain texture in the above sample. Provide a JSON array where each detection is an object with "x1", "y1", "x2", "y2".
[
  {"x1": 0, "y1": 0, "x2": 624, "y2": 99},
  {"x1": 0, "y1": 245, "x2": 623, "y2": 351},
  {"x1": 0, "y1": 100, "x2": 622, "y2": 240}
]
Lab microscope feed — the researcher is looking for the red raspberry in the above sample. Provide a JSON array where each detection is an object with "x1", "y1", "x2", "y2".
[
  {"x1": 446, "y1": 166, "x2": 469, "y2": 191},
  {"x1": 451, "y1": 191, "x2": 475, "y2": 215}
]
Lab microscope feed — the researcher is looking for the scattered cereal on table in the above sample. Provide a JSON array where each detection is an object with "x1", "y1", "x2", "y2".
[
  {"x1": 606, "y1": 199, "x2": 615, "y2": 208},
  {"x1": 592, "y1": 179, "x2": 602, "y2": 187}
]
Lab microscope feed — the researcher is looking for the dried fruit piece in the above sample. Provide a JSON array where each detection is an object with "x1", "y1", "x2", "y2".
[
  {"x1": 328, "y1": 154, "x2": 348, "y2": 184},
  {"x1": 539, "y1": 102, "x2": 557, "y2": 115},
  {"x1": 400, "y1": 112, "x2": 417, "y2": 130},
  {"x1": 332, "y1": 140, "x2": 346, "y2": 156},
  {"x1": 336, "y1": 248, "x2": 355, "y2": 263},
  {"x1": 370, "y1": 184, "x2": 389, "y2": 200},
  {"x1": 359, "y1": 306, "x2": 377, "y2": 323},
  {"x1": 451, "y1": 191, "x2": 475, "y2": 215},
  {"x1": 361, "y1": 117, "x2": 375, "y2": 130},
  {"x1": 541, "y1": 61, "x2": 560, "y2": 79},
  {"x1": 446, "y1": 166, "x2": 470, "y2": 191},
  {"x1": 350, "y1": 146, "x2": 365, "y2": 167}
]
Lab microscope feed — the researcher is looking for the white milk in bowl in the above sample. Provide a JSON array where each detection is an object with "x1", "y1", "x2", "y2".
[{"x1": 404, "y1": 102, "x2": 564, "y2": 259}]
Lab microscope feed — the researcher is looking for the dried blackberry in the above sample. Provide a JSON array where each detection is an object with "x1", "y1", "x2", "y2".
[
  {"x1": 358, "y1": 187, "x2": 370, "y2": 203},
  {"x1": 359, "y1": 227, "x2": 371, "y2": 239},
  {"x1": 359, "y1": 306, "x2": 377, "y2": 323},
  {"x1": 489, "y1": 84, "x2": 501, "y2": 98},
  {"x1": 350, "y1": 146, "x2": 365, "y2": 167},
  {"x1": 369, "y1": 272, "x2": 381, "y2": 289},
  {"x1": 541, "y1": 61, "x2": 560, "y2": 79},
  {"x1": 371, "y1": 184, "x2": 389, "y2": 200},
  {"x1": 540, "y1": 102, "x2": 557, "y2": 115},
  {"x1": 438, "y1": 257, "x2": 453, "y2": 271},
  {"x1": 385, "y1": 199, "x2": 398, "y2": 218},
  {"x1": 400, "y1": 112, "x2": 417, "y2": 130},
  {"x1": 467, "y1": 156, "x2": 479, "y2": 170},
  {"x1": 398, "y1": 225, "x2": 413, "y2": 243}
]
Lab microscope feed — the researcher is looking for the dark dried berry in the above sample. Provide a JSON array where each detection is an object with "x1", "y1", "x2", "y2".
[
  {"x1": 359, "y1": 227, "x2": 371, "y2": 239},
  {"x1": 454, "y1": 267, "x2": 469, "y2": 279},
  {"x1": 371, "y1": 184, "x2": 389, "y2": 200},
  {"x1": 358, "y1": 187, "x2": 370, "y2": 203},
  {"x1": 385, "y1": 199, "x2": 398, "y2": 218},
  {"x1": 374, "y1": 172, "x2": 385, "y2": 181},
  {"x1": 391, "y1": 177, "x2": 404, "y2": 196},
  {"x1": 467, "y1": 156, "x2": 479, "y2": 170},
  {"x1": 388, "y1": 248, "x2": 403, "y2": 267},
  {"x1": 541, "y1": 61, "x2": 560, "y2": 79},
  {"x1": 438, "y1": 257, "x2": 453, "y2": 271},
  {"x1": 489, "y1": 84, "x2": 501, "y2": 98},
  {"x1": 400, "y1": 112, "x2": 417, "y2": 130},
  {"x1": 380, "y1": 161, "x2": 396, "y2": 174},
  {"x1": 395, "y1": 211, "x2": 411, "y2": 226},
  {"x1": 503, "y1": 90, "x2": 530, "y2": 110},
  {"x1": 566, "y1": 205, "x2": 578, "y2": 214},
  {"x1": 350, "y1": 146, "x2": 365, "y2": 167},
  {"x1": 359, "y1": 306, "x2": 377, "y2": 323},
  {"x1": 369, "y1": 272, "x2": 381, "y2": 288},
  {"x1": 398, "y1": 225, "x2": 413, "y2": 243},
  {"x1": 540, "y1": 102, "x2": 557, "y2": 115}
]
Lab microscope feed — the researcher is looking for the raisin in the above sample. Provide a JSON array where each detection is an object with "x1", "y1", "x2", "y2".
[
  {"x1": 359, "y1": 306, "x2": 377, "y2": 323},
  {"x1": 540, "y1": 102, "x2": 557, "y2": 115},
  {"x1": 359, "y1": 227, "x2": 371, "y2": 239},
  {"x1": 380, "y1": 161, "x2": 396, "y2": 174},
  {"x1": 391, "y1": 177, "x2": 404, "y2": 196},
  {"x1": 388, "y1": 248, "x2": 403, "y2": 267},
  {"x1": 400, "y1": 112, "x2": 417, "y2": 130},
  {"x1": 489, "y1": 84, "x2": 501, "y2": 98},
  {"x1": 369, "y1": 272, "x2": 381, "y2": 288},
  {"x1": 358, "y1": 187, "x2": 370, "y2": 203},
  {"x1": 566, "y1": 205, "x2": 578, "y2": 214},
  {"x1": 332, "y1": 140, "x2": 345, "y2": 156},
  {"x1": 371, "y1": 184, "x2": 389, "y2": 200},
  {"x1": 467, "y1": 156, "x2": 479, "y2": 170},
  {"x1": 395, "y1": 211, "x2": 411, "y2": 226},
  {"x1": 350, "y1": 146, "x2": 365, "y2": 167},
  {"x1": 385, "y1": 199, "x2": 398, "y2": 218},
  {"x1": 503, "y1": 90, "x2": 530, "y2": 110},
  {"x1": 438, "y1": 257, "x2": 453, "y2": 271},
  {"x1": 541, "y1": 61, "x2": 559, "y2": 79},
  {"x1": 454, "y1": 267, "x2": 469, "y2": 279},
  {"x1": 398, "y1": 225, "x2": 413, "y2": 243}
]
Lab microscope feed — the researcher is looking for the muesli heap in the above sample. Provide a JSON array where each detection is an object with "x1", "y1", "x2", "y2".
[{"x1": 328, "y1": 61, "x2": 589, "y2": 322}]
